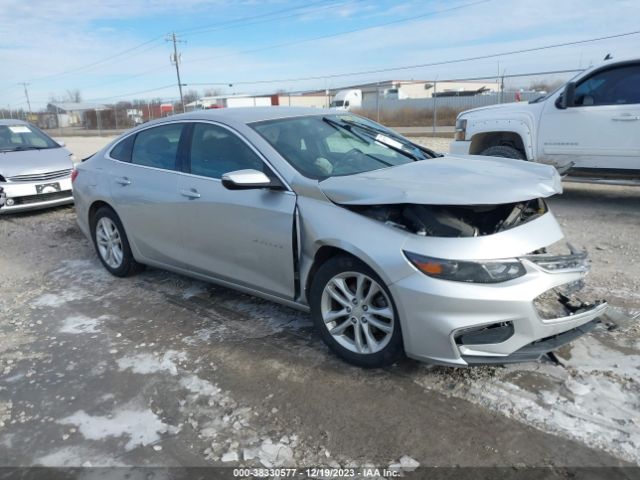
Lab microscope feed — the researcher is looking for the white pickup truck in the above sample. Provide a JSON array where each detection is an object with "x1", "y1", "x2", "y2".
[{"x1": 450, "y1": 58, "x2": 640, "y2": 184}]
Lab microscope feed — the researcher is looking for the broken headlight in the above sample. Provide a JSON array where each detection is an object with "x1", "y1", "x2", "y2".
[{"x1": 404, "y1": 251, "x2": 526, "y2": 283}]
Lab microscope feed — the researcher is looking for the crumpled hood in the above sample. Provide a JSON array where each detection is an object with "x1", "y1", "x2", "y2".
[
  {"x1": 319, "y1": 154, "x2": 562, "y2": 205},
  {"x1": 0, "y1": 147, "x2": 72, "y2": 179}
]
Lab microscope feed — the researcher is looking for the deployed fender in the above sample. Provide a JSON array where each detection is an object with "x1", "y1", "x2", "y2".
[{"x1": 467, "y1": 117, "x2": 535, "y2": 159}]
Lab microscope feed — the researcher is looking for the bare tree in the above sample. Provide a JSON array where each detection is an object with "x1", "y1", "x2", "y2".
[
  {"x1": 529, "y1": 80, "x2": 564, "y2": 92},
  {"x1": 65, "y1": 89, "x2": 83, "y2": 103},
  {"x1": 182, "y1": 89, "x2": 199, "y2": 105},
  {"x1": 203, "y1": 88, "x2": 221, "y2": 97}
]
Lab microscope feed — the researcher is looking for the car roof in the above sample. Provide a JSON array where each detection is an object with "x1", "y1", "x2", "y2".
[
  {"x1": 0, "y1": 119, "x2": 28, "y2": 126},
  {"x1": 148, "y1": 106, "x2": 338, "y2": 126}
]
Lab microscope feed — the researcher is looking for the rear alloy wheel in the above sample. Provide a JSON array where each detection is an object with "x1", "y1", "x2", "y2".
[
  {"x1": 92, "y1": 207, "x2": 142, "y2": 277},
  {"x1": 310, "y1": 256, "x2": 404, "y2": 367},
  {"x1": 480, "y1": 145, "x2": 525, "y2": 160},
  {"x1": 96, "y1": 217, "x2": 124, "y2": 269}
]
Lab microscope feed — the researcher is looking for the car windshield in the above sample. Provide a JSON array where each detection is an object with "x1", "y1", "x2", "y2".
[
  {"x1": 251, "y1": 114, "x2": 435, "y2": 180},
  {"x1": 0, "y1": 124, "x2": 59, "y2": 153}
]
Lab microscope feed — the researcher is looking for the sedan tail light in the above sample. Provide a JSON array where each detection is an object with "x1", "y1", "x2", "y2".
[{"x1": 71, "y1": 169, "x2": 79, "y2": 183}]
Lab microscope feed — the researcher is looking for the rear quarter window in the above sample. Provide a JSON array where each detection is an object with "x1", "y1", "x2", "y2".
[
  {"x1": 131, "y1": 123, "x2": 185, "y2": 171},
  {"x1": 109, "y1": 135, "x2": 135, "y2": 162}
]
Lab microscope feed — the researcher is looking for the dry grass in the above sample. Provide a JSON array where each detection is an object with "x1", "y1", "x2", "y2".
[{"x1": 353, "y1": 107, "x2": 463, "y2": 127}]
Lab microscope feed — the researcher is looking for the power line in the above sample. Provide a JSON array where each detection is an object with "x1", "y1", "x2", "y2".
[
  {"x1": 18, "y1": 1, "x2": 352, "y2": 88},
  {"x1": 72, "y1": 0, "x2": 483, "y2": 97},
  {"x1": 185, "y1": 30, "x2": 640, "y2": 87},
  {"x1": 27, "y1": 35, "x2": 166, "y2": 84},
  {"x1": 10, "y1": 29, "x2": 639, "y2": 106},
  {"x1": 184, "y1": 0, "x2": 491, "y2": 67},
  {"x1": 86, "y1": 84, "x2": 178, "y2": 102},
  {"x1": 178, "y1": 0, "x2": 343, "y2": 37}
]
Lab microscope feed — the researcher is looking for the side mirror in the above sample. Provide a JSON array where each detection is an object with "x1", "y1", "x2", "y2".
[
  {"x1": 557, "y1": 82, "x2": 576, "y2": 109},
  {"x1": 221, "y1": 169, "x2": 283, "y2": 190}
]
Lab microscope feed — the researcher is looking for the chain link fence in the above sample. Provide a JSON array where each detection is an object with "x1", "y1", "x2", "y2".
[
  {"x1": 0, "y1": 69, "x2": 584, "y2": 137},
  {"x1": 353, "y1": 70, "x2": 583, "y2": 132}
]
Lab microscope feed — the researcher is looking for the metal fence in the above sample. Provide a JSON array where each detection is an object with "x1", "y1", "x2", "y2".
[
  {"x1": 362, "y1": 90, "x2": 544, "y2": 112},
  {"x1": 0, "y1": 69, "x2": 583, "y2": 136}
]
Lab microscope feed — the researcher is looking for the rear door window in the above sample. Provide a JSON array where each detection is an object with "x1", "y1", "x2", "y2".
[{"x1": 131, "y1": 123, "x2": 185, "y2": 171}]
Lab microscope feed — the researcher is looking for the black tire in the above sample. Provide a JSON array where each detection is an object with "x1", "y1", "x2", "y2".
[
  {"x1": 309, "y1": 255, "x2": 404, "y2": 368},
  {"x1": 480, "y1": 145, "x2": 525, "y2": 160},
  {"x1": 91, "y1": 206, "x2": 143, "y2": 277}
]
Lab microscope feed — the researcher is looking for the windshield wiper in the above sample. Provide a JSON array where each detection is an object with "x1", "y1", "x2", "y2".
[
  {"x1": 9, "y1": 145, "x2": 45, "y2": 151},
  {"x1": 322, "y1": 117, "x2": 372, "y2": 144},
  {"x1": 336, "y1": 118, "x2": 441, "y2": 160},
  {"x1": 322, "y1": 118, "x2": 394, "y2": 167},
  {"x1": 324, "y1": 117, "x2": 424, "y2": 161}
]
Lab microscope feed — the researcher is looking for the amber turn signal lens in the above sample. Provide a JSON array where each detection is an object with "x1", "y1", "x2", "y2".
[{"x1": 415, "y1": 261, "x2": 443, "y2": 275}]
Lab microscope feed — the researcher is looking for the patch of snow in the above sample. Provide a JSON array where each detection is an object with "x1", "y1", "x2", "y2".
[
  {"x1": 32, "y1": 290, "x2": 83, "y2": 308},
  {"x1": 0, "y1": 400, "x2": 12, "y2": 428},
  {"x1": 34, "y1": 446, "x2": 127, "y2": 467},
  {"x1": 389, "y1": 455, "x2": 420, "y2": 472},
  {"x1": 179, "y1": 375, "x2": 221, "y2": 397},
  {"x1": 116, "y1": 351, "x2": 186, "y2": 376},
  {"x1": 58, "y1": 408, "x2": 177, "y2": 451},
  {"x1": 415, "y1": 333, "x2": 640, "y2": 464},
  {"x1": 221, "y1": 450, "x2": 239, "y2": 462},
  {"x1": 257, "y1": 439, "x2": 295, "y2": 467},
  {"x1": 181, "y1": 283, "x2": 207, "y2": 300},
  {"x1": 60, "y1": 315, "x2": 107, "y2": 334}
]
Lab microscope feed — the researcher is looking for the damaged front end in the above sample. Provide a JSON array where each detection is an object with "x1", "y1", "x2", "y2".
[
  {"x1": 454, "y1": 244, "x2": 609, "y2": 365},
  {"x1": 526, "y1": 245, "x2": 608, "y2": 323},
  {"x1": 345, "y1": 198, "x2": 548, "y2": 237}
]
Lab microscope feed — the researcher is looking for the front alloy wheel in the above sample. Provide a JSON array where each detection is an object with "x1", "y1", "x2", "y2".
[
  {"x1": 310, "y1": 256, "x2": 404, "y2": 368},
  {"x1": 321, "y1": 272, "x2": 394, "y2": 355}
]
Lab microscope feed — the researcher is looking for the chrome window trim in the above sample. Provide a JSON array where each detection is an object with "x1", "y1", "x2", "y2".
[{"x1": 106, "y1": 119, "x2": 294, "y2": 193}]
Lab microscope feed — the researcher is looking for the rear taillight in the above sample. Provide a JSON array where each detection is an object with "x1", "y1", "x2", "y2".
[{"x1": 71, "y1": 169, "x2": 79, "y2": 183}]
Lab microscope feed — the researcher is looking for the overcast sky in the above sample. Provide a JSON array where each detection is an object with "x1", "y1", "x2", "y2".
[{"x1": 1, "y1": 0, "x2": 639, "y2": 109}]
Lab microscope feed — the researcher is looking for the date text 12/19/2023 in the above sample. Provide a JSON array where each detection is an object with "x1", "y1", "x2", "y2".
[{"x1": 232, "y1": 467, "x2": 405, "y2": 477}]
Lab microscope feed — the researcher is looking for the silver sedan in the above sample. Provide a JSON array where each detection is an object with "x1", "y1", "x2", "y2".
[
  {"x1": 0, "y1": 120, "x2": 75, "y2": 213},
  {"x1": 72, "y1": 107, "x2": 607, "y2": 367}
]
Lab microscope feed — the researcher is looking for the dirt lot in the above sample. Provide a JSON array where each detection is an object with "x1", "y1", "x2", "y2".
[{"x1": 0, "y1": 136, "x2": 638, "y2": 471}]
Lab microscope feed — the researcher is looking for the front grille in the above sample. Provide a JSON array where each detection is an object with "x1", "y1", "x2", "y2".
[
  {"x1": 533, "y1": 286, "x2": 597, "y2": 320},
  {"x1": 14, "y1": 190, "x2": 73, "y2": 205},
  {"x1": 8, "y1": 169, "x2": 72, "y2": 182},
  {"x1": 534, "y1": 289, "x2": 571, "y2": 319}
]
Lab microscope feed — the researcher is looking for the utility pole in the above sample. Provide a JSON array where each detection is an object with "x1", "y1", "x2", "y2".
[
  {"x1": 19, "y1": 82, "x2": 32, "y2": 116},
  {"x1": 432, "y1": 78, "x2": 438, "y2": 137},
  {"x1": 167, "y1": 32, "x2": 185, "y2": 113}
]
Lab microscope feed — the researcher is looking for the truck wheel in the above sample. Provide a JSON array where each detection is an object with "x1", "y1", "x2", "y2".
[{"x1": 481, "y1": 145, "x2": 525, "y2": 160}]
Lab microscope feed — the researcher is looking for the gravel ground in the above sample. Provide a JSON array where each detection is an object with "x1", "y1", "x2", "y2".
[{"x1": 0, "y1": 135, "x2": 638, "y2": 471}]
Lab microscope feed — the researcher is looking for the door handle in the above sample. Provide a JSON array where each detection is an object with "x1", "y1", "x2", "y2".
[
  {"x1": 115, "y1": 176, "x2": 131, "y2": 186},
  {"x1": 612, "y1": 115, "x2": 640, "y2": 121},
  {"x1": 180, "y1": 188, "x2": 201, "y2": 199}
]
